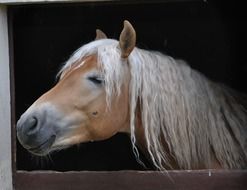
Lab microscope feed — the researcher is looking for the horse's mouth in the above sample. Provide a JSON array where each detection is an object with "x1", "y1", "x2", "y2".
[{"x1": 28, "y1": 135, "x2": 56, "y2": 156}]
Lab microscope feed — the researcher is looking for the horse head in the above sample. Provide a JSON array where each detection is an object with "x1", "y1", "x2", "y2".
[{"x1": 16, "y1": 21, "x2": 136, "y2": 156}]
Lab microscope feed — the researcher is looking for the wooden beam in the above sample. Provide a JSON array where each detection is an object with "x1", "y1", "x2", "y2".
[
  {"x1": 0, "y1": 5, "x2": 13, "y2": 190},
  {"x1": 0, "y1": 0, "x2": 201, "y2": 5},
  {"x1": 15, "y1": 170, "x2": 247, "y2": 190}
]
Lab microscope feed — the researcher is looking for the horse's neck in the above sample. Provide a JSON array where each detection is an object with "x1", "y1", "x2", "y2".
[
  {"x1": 134, "y1": 103, "x2": 222, "y2": 170},
  {"x1": 134, "y1": 103, "x2": 179, "y2": 169}
]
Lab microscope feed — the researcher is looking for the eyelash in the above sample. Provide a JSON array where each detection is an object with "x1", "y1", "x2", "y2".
[{"x1": 88, "y1": 76, "x2": 104, "y2": 85}]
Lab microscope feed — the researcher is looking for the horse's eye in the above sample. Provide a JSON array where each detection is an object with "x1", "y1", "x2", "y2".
[{"x1": 88, "y1": 76, "x2": 103, "y2": 85}]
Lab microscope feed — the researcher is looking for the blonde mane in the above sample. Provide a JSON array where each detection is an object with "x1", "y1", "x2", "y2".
[{"x1": 60, "y1": 39, "x2": 247, "y2": 170}]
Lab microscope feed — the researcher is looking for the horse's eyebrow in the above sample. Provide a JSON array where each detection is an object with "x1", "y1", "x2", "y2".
[
  {"x1": 72, "y1": 60, "x2": 86, "y2": 71},
  {"x1": 59, "y1": 59, "x2": 87, "y2": 80}
]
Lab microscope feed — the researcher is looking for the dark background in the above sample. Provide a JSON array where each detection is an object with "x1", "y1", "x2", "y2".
[{"x1": 10, "y1": 0, "x2": 247, "y2": 171}]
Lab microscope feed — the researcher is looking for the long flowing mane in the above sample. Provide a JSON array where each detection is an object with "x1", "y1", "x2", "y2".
[{"x1": 60, "y1": 39, "x2": 247, "y2": 170}]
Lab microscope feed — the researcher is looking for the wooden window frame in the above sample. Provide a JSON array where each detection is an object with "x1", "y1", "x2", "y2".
[{"x1": 0, "y1": 0, "x2": 246, "y2": 189}]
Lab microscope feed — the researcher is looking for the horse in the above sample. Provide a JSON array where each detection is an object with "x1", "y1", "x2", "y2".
[{"x1": 17, "y1": 20, "x2": 247, "y2": 170}]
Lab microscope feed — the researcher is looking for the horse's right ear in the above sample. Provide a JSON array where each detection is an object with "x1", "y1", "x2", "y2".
[
  {"x1": 119, "y1": 20, "x2": 136, "y2": 58},
  {"x1": 95, "y1": 29, "x2": 107, "y2": 40}
]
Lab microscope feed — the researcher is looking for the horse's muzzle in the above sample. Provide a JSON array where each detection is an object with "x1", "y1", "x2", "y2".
[{"x1": 16, "y1": 111, "x2": 56, "y2": 156}]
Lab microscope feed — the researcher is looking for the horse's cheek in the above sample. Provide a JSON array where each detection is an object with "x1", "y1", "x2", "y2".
[{"x1": 84, "y1": 111, "x2": 118, "y2": 141}]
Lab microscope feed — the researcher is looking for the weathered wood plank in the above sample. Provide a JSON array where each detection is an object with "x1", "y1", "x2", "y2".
[
  {"x1": 0, "y1": 5, "x2": 13, "y2": 190},
  {"x1": 0, "y1": 0, "x2": 198, "y2": 5},
  {"x1": 15, "y1": 170, "x2": 247, "y2": 190}
]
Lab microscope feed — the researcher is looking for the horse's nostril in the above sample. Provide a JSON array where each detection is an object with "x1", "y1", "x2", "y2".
[{"x1": 26, "y1": 116, "x2": 39, "y2": 135}]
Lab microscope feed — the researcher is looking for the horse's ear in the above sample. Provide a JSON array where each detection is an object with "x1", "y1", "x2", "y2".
[
  {"x1": 119, "y1": 20, "x2": 136, "y2": 58},
  {"x1": 95, "y1": 29, "x2": 107, "y2": 40}
]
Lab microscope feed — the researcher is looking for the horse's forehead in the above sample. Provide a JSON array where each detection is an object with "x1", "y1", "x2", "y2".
[
  {"x1": 76, "y1": 55, "x2": 98, "y2": 71},
  {"x1": 61, "y1": 55, "x2": 98, "y2": 79}
]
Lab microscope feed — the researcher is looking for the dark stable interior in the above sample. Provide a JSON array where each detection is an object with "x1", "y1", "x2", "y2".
[{"x1": 11, "y1": 0, "x2": 246, "y2": 171}]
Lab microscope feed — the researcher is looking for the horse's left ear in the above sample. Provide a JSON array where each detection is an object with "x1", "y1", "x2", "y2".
[
  {"x1": 95, "y1": 29, "x2": 107, "y2": 40},
  {"x1": 119, "y1": 20, "x2": 136, "y2": 58}
]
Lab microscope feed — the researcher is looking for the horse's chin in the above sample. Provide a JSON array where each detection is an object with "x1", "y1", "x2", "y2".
[{"x1": 26, "y1": 135, "x2": 56, "y2": 156}]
